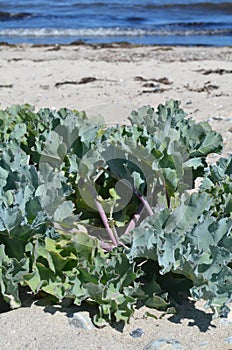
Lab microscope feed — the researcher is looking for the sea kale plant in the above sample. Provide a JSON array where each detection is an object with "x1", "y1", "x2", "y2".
[{"x1": 0, "y1": 100, "x2": 231, "y2": 325}]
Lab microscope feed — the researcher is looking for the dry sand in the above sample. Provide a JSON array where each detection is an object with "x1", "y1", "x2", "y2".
[
  {"x1": 0, "y1": 43, "x2": 231, "y2": 350},
  {"x1": 0, "y1": 298, "x2": 232, "y2": 350},
  {"x1": 0, "y1": 43, "x2": 231, "y2": 160}
]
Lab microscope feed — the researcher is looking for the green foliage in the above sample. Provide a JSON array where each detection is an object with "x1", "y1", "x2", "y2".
[
  {"x1": 0, "y1": 100, "x2": 231, "y2": 325},
  {"x1": 200, "y1": 157, "x2": 232, "y2": 218},
  {"x1": 125, "y1": 191, "x2": 231, "y2": 316}
]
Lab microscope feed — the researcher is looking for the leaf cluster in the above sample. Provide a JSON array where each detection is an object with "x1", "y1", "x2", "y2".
[{"x1": 0, "y1": 100, "x2": 231, "y2": 325}]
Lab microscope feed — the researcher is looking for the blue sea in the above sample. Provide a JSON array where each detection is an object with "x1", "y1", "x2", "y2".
[{"x1": 0, "y1": 0, "x2": 232, "y2": 46}]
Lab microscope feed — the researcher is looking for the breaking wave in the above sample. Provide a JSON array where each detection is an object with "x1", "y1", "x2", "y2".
[{"x1": 0, "y1": 27, "x2": 231, "y2": 37}]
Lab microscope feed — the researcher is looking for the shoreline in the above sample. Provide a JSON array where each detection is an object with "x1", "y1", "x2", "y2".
[{"x1": 1, "y1": 40, "x2": 232, "y2": 47}]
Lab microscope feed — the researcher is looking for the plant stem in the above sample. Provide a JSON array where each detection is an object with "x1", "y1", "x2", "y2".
[
  {"x1": 99, "y1": 241, "x2": 115, "y2": 251},
  {"x1": 93, "y1": 196, "x2": 119, "y2": 246},
  {"x1": 124, "y1": 203, "x2": 144, "y2": 235},
  {"x1": 86, "y1": 182, "x2": 119, "y2": 247},
  {"x1": 133, "y1": 188, "x2": 154, "y2": 216}
]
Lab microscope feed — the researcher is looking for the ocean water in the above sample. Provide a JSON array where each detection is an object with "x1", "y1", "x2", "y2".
[{"x1": 0, "y1": 0, "x2": 232, "y2": 46}]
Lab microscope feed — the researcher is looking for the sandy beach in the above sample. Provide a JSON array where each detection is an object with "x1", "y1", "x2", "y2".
[
  {"x1": 0, "y1": 44, "x2": 232, "y2": 158},
  {"x1": 0, "y1": 44, "x2": 232, "y2": 349}
]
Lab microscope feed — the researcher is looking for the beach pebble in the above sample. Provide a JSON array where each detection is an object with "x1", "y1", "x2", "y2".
[
  {"x1": 199, "y1": 341, "x2": 208, "y2": 347},
  {"x1": 220, "y1": 318, "x2": 232, "y2": 326},
  {"x1": 220, "y1": 311, "x2": 232, "y2": 326},
  {"x1": 68, "y1": 311, "x2": 95, "y2": 331},
  {"x1": 144, "y1": 338, "x2": 183, "y2": 350},
  {"x1": 129, "y1": 328, "x2": 145, "y2": 338},
  {"x1": 225, "y1": 336, "x2": 232, "y2": 344}
]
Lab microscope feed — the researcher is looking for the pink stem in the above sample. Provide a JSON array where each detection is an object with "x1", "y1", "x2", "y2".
[
  {"x1": 93, "y1": 197, "x2": 119, "y2": 246},
  {"x1": 86, "y1": 182, "x2": 119, "y2": 246},
  {"x1": 124, "y1": 204, "x2": 144, "y2": 235},
  {"x1": 134, "y1": 189, "x2": 154, "y2": 216},
  {"x1": 99, "y1": 241, "x2": 115, "y2": 251}
]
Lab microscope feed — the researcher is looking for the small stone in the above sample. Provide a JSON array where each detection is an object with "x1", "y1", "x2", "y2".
[
  {"x1": 199, "y1": 341, "x2": 208, "y2": 347},
  {"x1": 225, "y1": 336, "x2": 232, "y2": 344},
  {"x1": 129, "y1": 328, "x2": 145, "y2": 338},
  {"x1": 68, "y1": 311, "x2": 95, "y2": 331},
  {"x1": 220, "y1": 312, "x2": 232, "y2": 326},
  {"x1": 220, "y1": 318, "x2": 232, "y2": 326},
  {"x1": 144, "y1": 338, "x2": 183, "y2": 350}
]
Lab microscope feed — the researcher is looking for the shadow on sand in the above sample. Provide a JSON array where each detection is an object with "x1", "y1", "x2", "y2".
[{"x1": 0, "y1": 286, "x2": 218, "y2": 333}]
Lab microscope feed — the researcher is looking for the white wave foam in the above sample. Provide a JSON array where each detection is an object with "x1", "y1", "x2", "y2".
[
  {"x1": 0, "y1": 27, "x2": 230, "y2": 37},
  {"x1": 0, "y1": 28, "x2": 146, "y2": 37}
]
